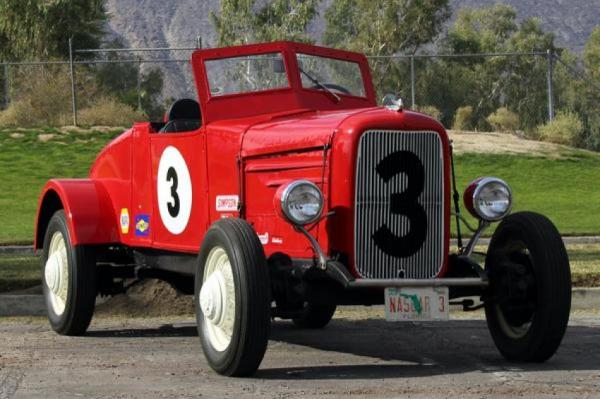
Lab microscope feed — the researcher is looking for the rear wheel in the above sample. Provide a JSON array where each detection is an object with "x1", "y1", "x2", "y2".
[
  {"x1": 195, "y1": 218, "x2": 271, "y2": 376},
  {"x1": 484, "y1": 212, "x2": 571, "y2": 362},
  {"x1": 292, "y1": 303, "x2": 336, "y2": 328},
  {"x1": 42, "y1": 210, "x2": 97, "y2": 335}
]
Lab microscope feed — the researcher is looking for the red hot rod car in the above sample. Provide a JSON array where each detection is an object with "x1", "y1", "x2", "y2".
[{"x1": 35, "y1": 41, "x2": 571, "y2": 376}]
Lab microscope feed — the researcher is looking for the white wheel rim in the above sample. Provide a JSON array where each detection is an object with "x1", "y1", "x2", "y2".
[
  {"x1": 496, "y1": 305, "x2": 532, "y2": 339},
  {"x1": 44, "y1": 231, "x2": 69, "y2": 316},
  {"x1": 199, "y1": 247, "x2": 235, "y2": 352}
]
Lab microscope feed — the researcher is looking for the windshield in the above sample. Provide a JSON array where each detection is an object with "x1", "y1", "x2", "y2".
[
  {"x1": 205, "y1": 52, "x2": 289, "y2": 97},
  {"x1": 297, "y1": 53, "x2": 366, "y2": 97}
]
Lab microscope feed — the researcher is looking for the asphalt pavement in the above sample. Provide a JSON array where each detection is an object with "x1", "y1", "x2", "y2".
[{"x1": 1, "y1": 309, "x2": 599, "y2": 398}]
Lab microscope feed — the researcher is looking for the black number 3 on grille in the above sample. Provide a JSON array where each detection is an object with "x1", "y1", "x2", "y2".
[{"x1": 372, "y1": 150, "x2": 427, "y2": 258}]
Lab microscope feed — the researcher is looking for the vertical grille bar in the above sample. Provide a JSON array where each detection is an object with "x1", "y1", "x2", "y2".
[{"x1": 354, "y1": 130, "x2": 444, "y2": 279}]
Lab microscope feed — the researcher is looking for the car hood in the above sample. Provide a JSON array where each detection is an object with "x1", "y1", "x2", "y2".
[
  {"x1": 240, "y1": 107, "x2": 377, "y2": 158},
  {"x1": 240, "y1": 106, "x2": 445, "y2": 158}
]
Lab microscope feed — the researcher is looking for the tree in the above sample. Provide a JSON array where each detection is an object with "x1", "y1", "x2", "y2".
[
  {"x1": 323, "y1": 0, "x2": 450, "y2": 96},
  {"x1": 210, "y1": 0, "x2": 318, "y2": 46},
  {"x1": 440, "y1": 5, "x2": 556, "y2": 130},
  {"x1": 584, "y1": 27, "x2": 600, "y2": 82},
  {"x1": 0, "y1": 0, "x2": 106, "y2": 61},
  {"x1": 93, "y1": 40, "x2": 165, "y2": 120}
]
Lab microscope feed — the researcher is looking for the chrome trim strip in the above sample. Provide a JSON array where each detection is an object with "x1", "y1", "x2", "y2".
[{"x1": 347, "y1": 278, "x2": 488, "y2": 288}]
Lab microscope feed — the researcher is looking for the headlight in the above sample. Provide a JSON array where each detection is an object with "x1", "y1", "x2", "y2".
[
  {"x1": 463, "y1": 177, "x2": 512, "y2": 221},
  {"x1": 276, "y1": 180, "x2": 324, "y2": 225}
]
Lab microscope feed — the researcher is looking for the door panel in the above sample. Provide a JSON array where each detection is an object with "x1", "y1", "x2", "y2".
[{"x1": 149, "y1": 130, "x2": 207, "y2": 253}]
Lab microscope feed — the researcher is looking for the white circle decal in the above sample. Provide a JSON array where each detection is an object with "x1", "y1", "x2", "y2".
[{"x1": 157, "y1": 146, "x2": 192, "y2": 235}]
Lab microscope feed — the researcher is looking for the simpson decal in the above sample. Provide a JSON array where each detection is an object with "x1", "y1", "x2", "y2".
[{"x1": 216, "y1": 195, "x2": 239, "y2": 212}]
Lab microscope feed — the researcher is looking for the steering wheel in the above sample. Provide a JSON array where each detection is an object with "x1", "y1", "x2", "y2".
[{"x1": 311, "y1": 83, "x2": 352, "y2": 95}]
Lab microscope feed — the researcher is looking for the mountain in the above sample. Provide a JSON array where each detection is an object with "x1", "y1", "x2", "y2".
[
  {"x1": 105, "y1": 0, "x2": 598, "y2": 51},
  {"x1": 102, "y1": 0, "x2": 599, "y2": 99},
  {"x1": 450, "y1": 0, "x2": 599, "y2": 53}
]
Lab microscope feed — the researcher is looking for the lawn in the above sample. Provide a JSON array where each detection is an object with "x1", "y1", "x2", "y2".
[
  {"x1": 0, "y1": 255, "x2": 40, "y2": 292},
  {"x1": 2, "y1": 242, "x2": 598, "y2": 293},
  {"x1": 0, "y1": 127, "x2": 122, "y2": 244},
  {"x1": 0, "y1": 128, "x2": 600, "y2": 243},
  {"x1": 454, "y1": 151, "x2": 600, "y2": 236}
]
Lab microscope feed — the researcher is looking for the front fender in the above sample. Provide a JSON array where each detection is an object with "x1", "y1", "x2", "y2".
[{"x1": 34, "y1": 179, "x2": 119, "y2": 249}]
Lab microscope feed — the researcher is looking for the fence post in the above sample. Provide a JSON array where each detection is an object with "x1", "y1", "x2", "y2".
[
  {"x1": 196, "y1": 36, "x2": 203, "y2": 49},
  {"x1": 410, "y1": 55, "x2": 416, "y2": 108},
  {"x1": 68, "y1": 38, "x2": 78, "y2": 126},
  {"x1": 137, "y1": 61, "x2": 142, "y2": 112},
  {"x1": 546, "y1": 49, "x2": 554, "y2": 122},
  {"x1": 2, "y1": 63, "x2": 8, "y2": 110}
]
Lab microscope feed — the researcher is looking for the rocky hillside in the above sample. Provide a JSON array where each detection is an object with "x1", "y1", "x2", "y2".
[
  {"x1": 103, "y1": 0, "x2": 598, "y2": 100},
  {"x1": 105, "y1": 0, "x2": 598, "y2": 51}
]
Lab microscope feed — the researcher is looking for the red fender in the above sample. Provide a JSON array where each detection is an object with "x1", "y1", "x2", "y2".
[{"x1": 34, "y1": 179, "x2": 119, "y2": 249}]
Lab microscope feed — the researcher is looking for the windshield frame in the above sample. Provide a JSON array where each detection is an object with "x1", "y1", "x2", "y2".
[
  {"x1": 205, "y1": 51, "x2": 292, "y2": 99},
  {"x1": 192, "y1": 41, "x2": 377, "y2": 124},
  {"x1": 296, "y1": 52, "x2": 368, "y2": 100}
]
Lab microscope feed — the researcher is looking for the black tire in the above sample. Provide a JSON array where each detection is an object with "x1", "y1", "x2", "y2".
[
  {"x1": 484, "y1": 211, "x2": 571, "y2": 362},
  {"x1": 292, "y1": 303, "x2": 336, "y2": 328},
  {"x1": 41, "y1": 210, "x2": 97, "y2": 335},
  {"x1": 194, "y1": 218, "x2": 271, "y2": 377}
]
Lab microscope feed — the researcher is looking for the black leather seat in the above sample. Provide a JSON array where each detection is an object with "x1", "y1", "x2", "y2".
[{"x1": 159, "y1": 99, "x2": 202, "y2": 133}]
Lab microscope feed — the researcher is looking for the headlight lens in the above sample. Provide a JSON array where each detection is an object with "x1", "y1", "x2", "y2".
[
  {"x1": 279, "y1": 180, "x2": 323, "y2": 225},
  {"x1": 464, "y1": 177, "x2": 512, "y2": 221}
]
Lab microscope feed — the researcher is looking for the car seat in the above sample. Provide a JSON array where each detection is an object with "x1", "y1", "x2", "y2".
[{"x1": 159, "y1": 98, "x2": 202, "y2": 133}]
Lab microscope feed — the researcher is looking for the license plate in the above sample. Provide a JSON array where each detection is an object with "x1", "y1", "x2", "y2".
[{"x1": 384, "y1": 287, "x2": 449, "y2": 321}]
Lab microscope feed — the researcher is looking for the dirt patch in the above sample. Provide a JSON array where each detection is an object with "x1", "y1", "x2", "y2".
[
  {"x1": 447, "y1": 130, "x2": 590, "y2": 159},
  {"x1": 572, "y1": 273, "x2": 600, "y2": 287},
  {"x1": 96, "y1": 279, "x2": 194, "y2": 317},
  {"x1": 59, "y1": 125, "x2": 125, "y2": 135},
  {"x1": 37, "y1": 133, "x2": 54, "y2": 142}
]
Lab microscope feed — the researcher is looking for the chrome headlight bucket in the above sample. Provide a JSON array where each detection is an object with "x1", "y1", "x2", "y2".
[
  {"x1": 276, "y1": 180, "x2": 324, "y2": 225},
  {"x1": 464, "y1": 177, "x2": 512, "y2": 222}
]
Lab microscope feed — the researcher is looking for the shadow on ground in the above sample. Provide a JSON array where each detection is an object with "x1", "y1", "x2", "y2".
[{"x1": 86, "y1": 317, "x2": 600, "y2": 380}]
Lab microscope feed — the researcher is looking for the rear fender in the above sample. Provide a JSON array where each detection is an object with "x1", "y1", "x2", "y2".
[{"x1": 34, "y1": 179, "x2": 119, "y2": 249}]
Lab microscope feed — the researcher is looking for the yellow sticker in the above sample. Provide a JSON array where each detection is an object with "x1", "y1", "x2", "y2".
[{"x1": 120, "y1": 208, "x2": 130, "y2": 234}]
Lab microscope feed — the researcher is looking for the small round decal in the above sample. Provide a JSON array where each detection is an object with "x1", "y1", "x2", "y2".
[{"x1": 157, "y1": 146, "x2": 192, "y2": 235}]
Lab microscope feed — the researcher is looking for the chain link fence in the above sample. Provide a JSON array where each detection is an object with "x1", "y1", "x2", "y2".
[{"x1": 0, "y1": 44, "x2": 597, "y2": 147}]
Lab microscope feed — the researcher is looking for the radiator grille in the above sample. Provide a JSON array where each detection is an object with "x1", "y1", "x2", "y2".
[{"x1": 354, "y1": 130, "x2": 444, "y2": 279}]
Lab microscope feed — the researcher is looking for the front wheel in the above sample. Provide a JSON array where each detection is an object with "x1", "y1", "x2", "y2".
[
  {"x1": 484, "y1": 211, "x2": 571, "y2": 362},
  {"x1": 42, "y1": 210, "x2": 97, "y2": 335},
  {"x1": 292, "y1": 303, "x2": 336, "y2": 329},
  {"x1": 195, "y1": 218, "x2": 271, "y2": 376}
]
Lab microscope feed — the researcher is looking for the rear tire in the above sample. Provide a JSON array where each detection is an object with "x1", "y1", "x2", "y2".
[
  {"x1": 41, "y1": 210, "x2": 97, "y2": 335},
  {"x1": 195, "y1": 218, "x2": 271, "y2": 376},
  {"x1": 484, "y1": 212, "x2": 571, "y2": 362},
  {"x1": 292, "y1": 303, "x2": 336, "y2": 329}
]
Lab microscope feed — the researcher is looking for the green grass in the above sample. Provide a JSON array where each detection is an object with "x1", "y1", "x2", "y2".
[
  {"x1": 453, "y1": 152, "x2": 600, "y2": 236},
  {"x1": 0, "y1": 128, "x2": 121, "y2": 244},
  {"x1": 1, "y1": 242, "x2": 598, "y2": 293},
  {"x1": 568, "y1": 243, "x2": 600, "y2": 287},
  {"x1": 0, "y1": 255, "x2": 40, "y2": 292},
  {"x1": 0, "y1": 128, "x2": 600, "y2": 243}
]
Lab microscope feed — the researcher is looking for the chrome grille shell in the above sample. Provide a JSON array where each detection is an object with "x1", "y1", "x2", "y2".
[{"x1": 354, "y1": 130, "x2": 445, "y2": 279}]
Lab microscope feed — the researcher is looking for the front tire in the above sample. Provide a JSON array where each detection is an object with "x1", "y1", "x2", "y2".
[
  {"x1": 42, "y1": 210, "x2": 97, "y2": 335},
  {"x1": 292, "y1": 303, "x2": 336, "y2": 328},
  {"x1": 484, "y1": 212, "x2": 571, "y2": 362},
  {"x1": 195, "y1": 218, "x2": 271, "y2": 376}
]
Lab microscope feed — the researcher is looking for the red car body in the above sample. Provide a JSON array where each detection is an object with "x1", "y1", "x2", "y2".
[
  {"x1": 34, "y1": 40, "x2": 573, "y2": 377},
  {"x1": 35, "y1": 41, "x2": 450, "y2": 279}
]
